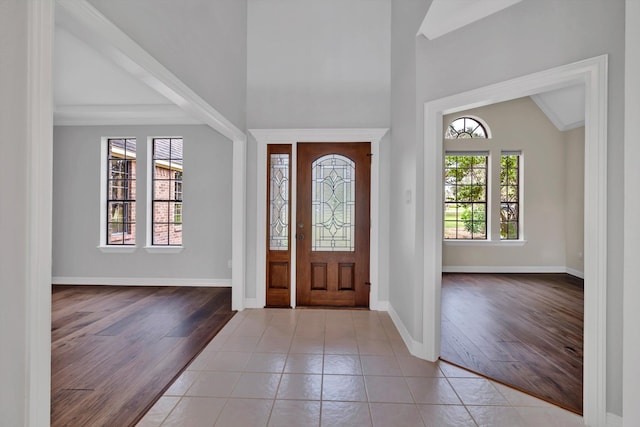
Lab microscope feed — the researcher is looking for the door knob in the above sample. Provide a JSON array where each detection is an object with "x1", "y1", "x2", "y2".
[{"x1": 297, "y1": 233, "x2": 305, "y2": 240}]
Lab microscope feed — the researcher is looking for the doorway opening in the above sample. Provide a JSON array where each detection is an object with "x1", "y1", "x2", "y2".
[{"x1": 422, "y1": 55, "x2": 608, "y2": 426}]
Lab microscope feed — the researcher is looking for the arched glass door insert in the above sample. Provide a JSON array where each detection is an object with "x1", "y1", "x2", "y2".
[{"x1": 311, "y1": 154, "x2": 356, "y2": 252}]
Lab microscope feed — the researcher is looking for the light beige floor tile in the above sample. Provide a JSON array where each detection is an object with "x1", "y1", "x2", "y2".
[
  {"x1": 323, "y1": 336, "x2": 359, "y2": 354},
  {"x1": 162, "y1": 397, "x2": 226, "y2": 427},
  {"x1": 466, "y1": 405, "x2": 528, "y2": 427},
  {"x1": 405, "y1": 377, "x2": 461, "y2": 404},
  {"x1": 357, "y1": 338, "x2": 394, "y2": 356},
  {"x1": 294, "y1": 326, "x2": 325, "y2": 339},
  {"x1": 492, "y1": 382, "x2": 556, "y2": 407},
  {"x1": 396, "y1": 356, "x2": 443, "y2": 377},
  {"x1": 231, "y1": 372, "x2": 281, "y2": 399},
  {"x1": 164, "y1": 371, "x2": 200, "y2": 396},
  {"x1": 219, "y1": 335, "x2": 260, "y2": 352},
  {"x1": 243, "y1": 353, "x2": 287, "y2": 373},
  {"x1": 365, "y1": 376, "x2": 414, "y2": 403},
  {"x1": 448, "y1": 378, "x2": 509, "y2": 406},
  {"x1": 283, "y1": 353, "x2": 324, "y2": 374},
  {"x1": 360, "y1": 355, "x2": 402, "y2": 376},
  {"x1": 390, "y1": 338, "x2": 412, "y2": 356},
  {"x1": 417, "y1": 404, "x2": 477, "y2": 427},
  {"x1": 438, "y1": 362, "x2": 480, "y2": 378},
  {"x1": 214, "y1": 398, "x2": 273, "y2": 427},
  {"x1": 290, "y1": 336, "x2": 325, "y2": 354},
  {"x1": 185, "y1": 371, "x2": 241, "y2": 398},
  {"x1": 370, "y1": 403, "x2": 425, "y2": 427},
  {"x1": 136, "y1": 396, "x2": 180, "y2": 427},
  {"x1": 323, "y1": 354, "x2": 362, "y2": 375},
  {"x1": 321, "y1": 374, "x2": 367, "y2": 401},
  {"x1": 320, "y1": 401, "x2": 372, "y2": 427},
  {"x1": 515, "y1": 406, "x2": 585, "y2": 427},
  {"x1": 268, "y1": 400, "x2": 321, "y2": 427},
  {"x1": 255, "y1": 335, "x2": 292, "y2": 353},
  {"x1": 276, "y1": 374, "x2": 322, "y2": 400},
  {"x1": 202, "y1": 351, "x2": 252, "y2": 372}
]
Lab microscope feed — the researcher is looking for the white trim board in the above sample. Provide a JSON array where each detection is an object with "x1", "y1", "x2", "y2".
[
  {"x1": 250, "y1": 128, "x2": 388, "y2": 310},
  {"x1": 422, "y1": 55, "x2": 608, "y2": 427},
  {"x1": 52, "y1": 277, "x2": 231, "y2": 287},
  {"x1": 26, "y1": 0, "x2": 54, "y2": 424}
]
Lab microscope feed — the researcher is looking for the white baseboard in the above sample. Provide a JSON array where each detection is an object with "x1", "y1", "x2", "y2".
[
  {"x1": 243, "y1": 298, "x2": 259, "y2": 308},
  {"x1": 52, "y1": 276, "x2": 231, "y2": 287},
  {"x1": 607, "y1": 412, "x2": 622, "y2": 427},
  {"x1": 442, "y1": 265, "x2": 584, "y2": 276},
  {"x1": 371, "y1": 300, "x2": 389, "y2": 311},
  {"x1": 387, "y1": 303, "x2": 423, "y2": 357},
  {"x1": 566, "y1": 267, "x2": 585, "y2": 279}
]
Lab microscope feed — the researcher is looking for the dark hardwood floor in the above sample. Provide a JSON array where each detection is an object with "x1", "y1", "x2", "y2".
[
  {"x1": 440, "y1": 273, "x2": 583, "y2": 414},
  {"x1": 51, "y1": 285, "x2": 235, "y2": 427}
]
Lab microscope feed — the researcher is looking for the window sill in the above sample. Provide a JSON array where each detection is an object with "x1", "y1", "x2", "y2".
[
  {"x1": 444, "y1": 239, "x2": 527, "y2": 247},
  {"x1": 144, "y1": 246, "x2": 184, "y2": 254},
  {"x1": 97, "y1": 245, "x2": 137, "y2": 253}
]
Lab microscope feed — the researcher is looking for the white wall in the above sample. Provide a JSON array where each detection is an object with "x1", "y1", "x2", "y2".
[
  {"x1": 564, "y1": 126, "x2": 585, "y2": 276},
  {"x1": 52, "y1": 125, "x2": 233, "y2": 283},
  {"x1": 389, "y1": 0, "x2": 432, "y2": 341},
  {"x1": 87, "y1": 0, "x2": 248, "y2": 131},
  {"x1": 245, "y1": 0, "x2": 392, "y2": 302},
  {"x1": 389, "y1": 0, "x2": 624, "y2": 415},
  {"x1": 0, "y1": 2, "x2": 30, "y2": 423},
  {"x1": 442, "y1": 97, "x2": 580, "y2": 272},
  {"x1": 247, "y1": 0, "x2": 391, "y2": 129}
]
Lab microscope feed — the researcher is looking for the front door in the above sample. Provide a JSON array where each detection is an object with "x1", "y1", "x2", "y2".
[{"x1": 296, "y1": 143, "x2": 371, "y2": 307}]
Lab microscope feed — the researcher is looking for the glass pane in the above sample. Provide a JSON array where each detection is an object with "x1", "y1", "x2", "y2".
[
  {"x1": 153, "y1": 223, "x2": 169, "y2": 245},
  {"x1": 311, "y1": 154, "x2": 355, "y2": 252},
  {"x1": 269, "y1": 153, "x2": 290, "y2": 250}
]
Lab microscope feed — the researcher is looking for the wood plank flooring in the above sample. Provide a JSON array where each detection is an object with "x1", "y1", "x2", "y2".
[
  {"x1": 440, "y1": 273, "x2": 583, "y2": 414},
  {"x1": 51, "y1": 285, "x2": 235, "y2": 427}
]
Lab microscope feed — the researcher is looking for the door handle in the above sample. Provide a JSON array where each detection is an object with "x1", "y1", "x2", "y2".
[{"x1": 297, "y1": 233, "x2": 305, "y2": 240}]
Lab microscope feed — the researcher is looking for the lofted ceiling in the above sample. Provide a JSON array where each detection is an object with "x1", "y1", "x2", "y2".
[{"x1": 53, "y1": 0, "x2": 585, "y2": 131}]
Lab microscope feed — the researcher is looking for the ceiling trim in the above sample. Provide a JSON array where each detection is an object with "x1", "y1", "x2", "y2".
[
  {"x1": 418, "y1": 0, "x2": 523, "y2": 40},
  {"x1": 56, "y1": 0, "x2": 246, "y2": 142},
  {"x1": 531, "y1": 94, "x2": 585, "y2": 131},
  {"x1": 54, "y1": 104, "x2": 203, "y2": 126}
]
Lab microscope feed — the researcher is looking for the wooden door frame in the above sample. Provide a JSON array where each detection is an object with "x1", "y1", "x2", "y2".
[{"x1": 251, "y1": 129, "x2": 388, "y2": 309}]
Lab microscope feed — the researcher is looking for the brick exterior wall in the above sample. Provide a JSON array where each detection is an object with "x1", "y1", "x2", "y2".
[{"x1": 152, "y1": 166, "x2": 182, "y2": 245}]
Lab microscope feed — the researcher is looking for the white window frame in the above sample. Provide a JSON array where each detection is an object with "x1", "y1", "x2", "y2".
[
  {"x1": 145, "y1": 137, "x2": 184, "y2": 253},
  {"x1": 98, "y1": 137, "x2": 137, "y2": 253}
]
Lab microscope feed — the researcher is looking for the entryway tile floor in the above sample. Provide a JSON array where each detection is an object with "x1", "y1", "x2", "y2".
[{"x1": 136, "y1": 309, "x2": 584, "y2": 427}]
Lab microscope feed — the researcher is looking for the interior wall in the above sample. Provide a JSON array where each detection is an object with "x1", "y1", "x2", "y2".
[
  {"x1": 442, "y1": 97, "x2": 571, "y2": 271},
  {"x1": 86, "y1": 0, "x2": 248, "y2": 131},
  {"x1": 410, "y1": 0, "x2": 624, "y2": 415},
  {"x1": 52, "y1": 125, "x2": 233, "y2": 282},
  {"x1": 564, "y1": 126, "x2": 585, "y2": 276},
  {"x1": 0, "y1": 1, "x2": 30, "y2": 423},
  {"x1": 389, "y1": 0, "x2": 432, "y2": 341},
  {"x1": 245, "y1": 0, "x2": 392, "y2": 302}
]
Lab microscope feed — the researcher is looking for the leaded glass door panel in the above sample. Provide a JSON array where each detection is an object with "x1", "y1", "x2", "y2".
[{"x1": 296, "y1": 143, "x2": 371, "y2": 307}]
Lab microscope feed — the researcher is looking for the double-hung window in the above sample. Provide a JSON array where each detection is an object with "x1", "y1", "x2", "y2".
[
  {"x1": 104, "y1": 138, "x2": 136, "y2": 246},
  {"x1": 150, "y1": 137, "x2": 183, "y2": 246}
]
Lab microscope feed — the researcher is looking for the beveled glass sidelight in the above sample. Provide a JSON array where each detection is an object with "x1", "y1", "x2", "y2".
[
  {"x1": 269, "y1": 153, "x2": 290, "y2": 250},
  {"x1": 311, "y1": 154, "x2": 355, "y2": 251}
]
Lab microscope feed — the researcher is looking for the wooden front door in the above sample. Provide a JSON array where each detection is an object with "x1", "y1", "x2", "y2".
[{"x1": 296, "y1": 143, "x2": 371, "y2": 307}]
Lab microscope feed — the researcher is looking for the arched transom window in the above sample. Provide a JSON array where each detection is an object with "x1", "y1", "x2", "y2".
[{"x1": 445, "y1": 117, "x2": 488, "y2": 139}]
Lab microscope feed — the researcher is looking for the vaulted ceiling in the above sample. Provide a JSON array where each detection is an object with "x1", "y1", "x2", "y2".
[{"x1": 53, "y1": 0, "x2": 585, "y2": 131}]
